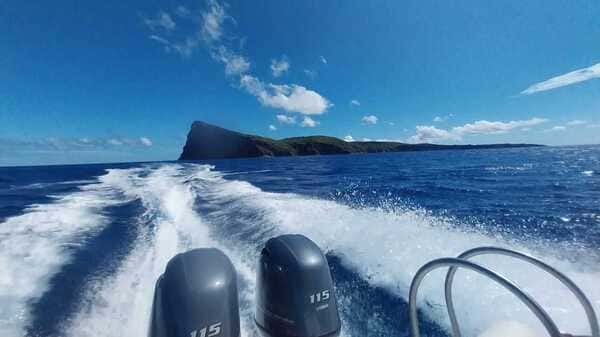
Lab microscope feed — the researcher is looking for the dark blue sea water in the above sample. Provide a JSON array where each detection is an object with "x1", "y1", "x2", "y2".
[{"x1": 1, "y1": 146, "x2": 599, "y2": 337}]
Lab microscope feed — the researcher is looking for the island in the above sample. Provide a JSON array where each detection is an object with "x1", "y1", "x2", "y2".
[{"x1": 178, "y1": 121, "x2": 542, "y2": 160}]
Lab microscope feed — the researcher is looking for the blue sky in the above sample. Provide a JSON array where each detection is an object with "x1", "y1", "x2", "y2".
[{"x1": 2, "y1": 0, "x2": 600, "y2": 166}]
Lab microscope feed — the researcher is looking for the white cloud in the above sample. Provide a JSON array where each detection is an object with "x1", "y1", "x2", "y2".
[
  {"x1": 1, "y1": 136, "x2": 155, "y2": 153},
  {"x1": 140, "y1": 137, "x2": 153, "y2": 146},
  {"x1": 175, "y1": 5, "x2": 190, "y2": 17},
  {"x1": 374, "y1": 138, "x2": 404, "y2": 142},
  {"x1": 343, "y1": 135, "x2": 355, "y2": 142},
  {"x1": 362, "y1": 138, "x2": 372, "y2": 141},
  {"x1": 148, "y1": 34, "x2": 199, "y2": 58},
  {"x1": 587, "y1": 123, "x2": 600, "y2": 129},
  {"x1": 143, "y1": 11, "x2": 176, "y2": 31},
  {"x1": 409, "y1": 126, "x2": 460, "y2": 143},
  {"x1": 303, "y1": 69, "x2": 317, "y2": 78},
  {"x1": 149, "y1": 34, "x2": 170, "y2": 45},
  {"x1": 270, "y1": 57, "x2": 290, "y2": 77},
  {"x1": 567, "y1": 120, "x2": 587, "y2": 126},
  {"x1": 143, "y1": 1, "x2": 331, "y2": 117},
  {"x1": 201, "y1": 0, "x2": 227, "y2": 43},
  {"x1": 143, "y1": 1, "x2": 227, "y2": 59},
  {"x1": 240, "y1": 75, "x2": 331, "y2": 115},
  {"x1": 269, "y1": 125, "x2": 277, "y2": 131},
  {"x1": 172, "y1": 37, "x2": 200, "y2": 58},
  {"x1": 521, "y1": 62, "x2": 600, "y2": 95},
  {"x1": 108, "y1": 138, "x2": 154, "y2": 146},
  {"x1": 225, "y1": 55, "x2": 250, "y2": 75},
  {"x1": 145, "y1": 0, "x2": 234, "y2": 62},
  {"x1": 300, "y1": 116, "x2": 318, "y2": 128},
  {"x1": 320, "y1": 56, "x2": 327, "y2": 64},
  {"x1": 199, "y1": 2, "x2": 251, "y2": 75},
  {"x1": 409, "y1": 117, "x2": 548, "y2": 143},
  {"x1": 433, "y1": 113, "x2": 453, "y2": 123},
  {"x1": 388, "y1": 122, "x2": 395, "y2": 126},
  {"x1": 545, "y1": 126, "x2": 566, "y2": 132},
  {"x1": 276, "y1": 114, "x2": 296, "y2": 125},
  {"x1": 452, "y1": 118, "x2": 547, "y2": 135},
  {"x1": 350, "y1": 99, "x2": 361, "y2": 106},
  {"x1": 212, "y1": 46, "x2": 250, "y2": 75},
  {"x1": 239, "y1": 74, "x2": 263, "y2": 94},
  {"x1": 361, "y1": 115, "x2": 378, "y2": 125},
  {"x1": 107, "y1": 138, "x2": 124, "y2": 146}
]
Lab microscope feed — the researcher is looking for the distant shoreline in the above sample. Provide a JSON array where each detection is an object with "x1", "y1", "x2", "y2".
[
  {"x1": 7, "y1": 143, "x2": 600, "y2": 168},
  {"x1": 178, "y1": 121, "x2": 544, "y2": 160}
]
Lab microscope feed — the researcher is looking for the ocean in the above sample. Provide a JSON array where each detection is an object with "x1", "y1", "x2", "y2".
[{"x1": 1, "y1": 145, "x2": 599, "y2": 337}]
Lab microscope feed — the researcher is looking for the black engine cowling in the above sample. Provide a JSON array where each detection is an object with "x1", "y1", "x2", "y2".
[
  {"x1": 149, "y1": 248, "x2": 240, "y2": 337},
  {"x1": 255, "y1": 234, "x2": 341, "y2": 337}
]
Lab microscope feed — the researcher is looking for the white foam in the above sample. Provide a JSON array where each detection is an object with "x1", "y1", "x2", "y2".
[
  {"x1": 485, "y1": 164, "x2": 532, "y2": 172},
  {"x1": 582, "y1": 170, "x2": 594, "y2": 177},
  {"x1": 477, "y1": 321, "x2": 538, "y2": 337},
  {"x1": 191, "y1": 164, "x2": 600, "y2": 337},
  {"x1": 64, "y1": 165, "x2": 260, "y2": 337},
  {"x1": 18, "y1": 179, "x2": 97, "y2": 190},
  {"x1": 0, "y1": 171, "x2": 129, "y2": 337}
]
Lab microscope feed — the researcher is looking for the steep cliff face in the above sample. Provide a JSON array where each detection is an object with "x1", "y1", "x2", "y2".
[
  {"x1": 178, "y1": 121, "x2": 542, "y2": 160},
  {"x1": 179, "y1": 121, "x2": 291, "y2": 159}
]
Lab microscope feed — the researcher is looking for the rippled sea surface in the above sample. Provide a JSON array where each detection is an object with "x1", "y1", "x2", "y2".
[{"x1": 1, "y1": 145, "x2": 599, "y2": 337}]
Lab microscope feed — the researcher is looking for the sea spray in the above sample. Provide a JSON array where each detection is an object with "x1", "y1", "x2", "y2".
[
  {"x1": 0, "y1": 172, "x2": 131, "y2": 337},
  {"x1": 187, "y1": 163, "x2": 600, "y2": 336}
]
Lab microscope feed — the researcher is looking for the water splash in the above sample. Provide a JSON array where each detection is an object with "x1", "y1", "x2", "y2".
[
  {"x1": 0, "y1": 171, "x2": 130, "y2": 337},
  {"x1": 186, "y1": 163, "x2": 600, "y2": 336}
]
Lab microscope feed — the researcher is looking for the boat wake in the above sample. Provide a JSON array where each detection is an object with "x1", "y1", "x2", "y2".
[
  {"x1": 185, "y1": 164, "x2": 600, "y2": 336},
  {"x1": 0, "y1": 172, "x2": 131, "y2": 336},
  {"x1": 0, "y1": 163, "x2": 598, "y2": 337},
  {"x1": 62, "y1": 165, "x2": 260, "y2": 337}
]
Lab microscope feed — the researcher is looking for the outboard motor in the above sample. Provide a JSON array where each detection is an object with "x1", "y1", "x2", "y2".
[
  {"x1": 255, "y1": 234, "x2": 341, "y2": 337},
  {"x1": 149, "y1": 248, "x2": 240, "y2": 337}
]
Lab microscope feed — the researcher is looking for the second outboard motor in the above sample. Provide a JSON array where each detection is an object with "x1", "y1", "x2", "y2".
[
  {"x1": 255, "y1": 234, "x2": 341, "y2": 337},
  {"x1": 149, "y1": 248, "x2": 240, "y2": 337}
]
